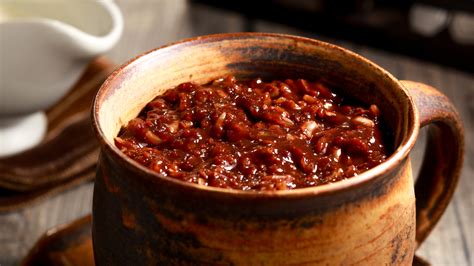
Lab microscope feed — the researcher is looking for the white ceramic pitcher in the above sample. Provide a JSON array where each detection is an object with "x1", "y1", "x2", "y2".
[{"x1": 0, "y1": 0, "x2": 123, "y2": 157}]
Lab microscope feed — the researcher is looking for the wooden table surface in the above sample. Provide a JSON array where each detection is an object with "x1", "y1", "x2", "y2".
[{"x1": 0, "y1": 1, "x2": 472, "y2": 265}]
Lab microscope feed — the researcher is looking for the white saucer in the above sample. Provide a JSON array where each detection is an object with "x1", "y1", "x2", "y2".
[{"x1": 0, "y1": 111, "x2": 47, "y2": 158}]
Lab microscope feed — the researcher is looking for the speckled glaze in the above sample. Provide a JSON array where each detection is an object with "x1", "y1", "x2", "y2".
[{"x1": 91, "y1": 33, "x2": 464, "y2": 265}]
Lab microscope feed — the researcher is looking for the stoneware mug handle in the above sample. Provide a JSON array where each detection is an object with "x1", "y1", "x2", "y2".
[{"x1": 400, "y1": 80, "x2": 464, "y2": 248}]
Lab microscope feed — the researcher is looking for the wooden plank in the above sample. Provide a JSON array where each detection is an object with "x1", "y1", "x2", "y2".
[
  {"x1": 190, "y1": 3, "x2": 244, "y2": 36},
  {"x1": 255, "y1": 20, "x2": 361, "y2": 52},
  {"x1": 396, "y1": 58, "x2": 472, "y2": 265},
  {"x1": 445, "y1": 69, "x2": 474, "y2": 266}
]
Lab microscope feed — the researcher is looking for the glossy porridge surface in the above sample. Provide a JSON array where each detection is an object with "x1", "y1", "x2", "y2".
[{"x1": 115, "y1": 76, "x2": 388, "y2": 191}]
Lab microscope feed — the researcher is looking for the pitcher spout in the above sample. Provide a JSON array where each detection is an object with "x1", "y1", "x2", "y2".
[
  {"x1": 0, "y1": 0, "x2": 123, "y2": 115},
  {"x1": 53, "y1": 0, "x2": 124, "y2": 57},
  {"x1": 0, "y1": 0, "x2": 123, "y2": 58}
]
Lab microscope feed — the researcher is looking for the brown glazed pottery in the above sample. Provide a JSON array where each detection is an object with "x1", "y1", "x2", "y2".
[{"x1": 91, "y1": 33, "x2": 464, "y2": 265}]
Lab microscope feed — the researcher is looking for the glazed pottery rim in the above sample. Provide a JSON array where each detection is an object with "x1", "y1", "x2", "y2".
[{"x1": 92, "y1": 32, "x2": 420, "y2": 197}]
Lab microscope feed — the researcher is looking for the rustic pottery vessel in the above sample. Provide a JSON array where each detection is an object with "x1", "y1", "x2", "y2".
[{"x1": 92, "y1": 33, "x2": 464, "y2": 265}]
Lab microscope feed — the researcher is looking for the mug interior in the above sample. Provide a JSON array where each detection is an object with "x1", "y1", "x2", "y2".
[{"x1": 94, "y1": 33, "x2": 418, "y2": 193}]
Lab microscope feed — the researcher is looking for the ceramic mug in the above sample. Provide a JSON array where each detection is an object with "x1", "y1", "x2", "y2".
[{"x1": 92, "y1": 33, "x2": 464, "y2": 265}]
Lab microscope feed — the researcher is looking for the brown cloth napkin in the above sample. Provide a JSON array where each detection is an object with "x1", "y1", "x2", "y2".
[{"x1": 0, "y1": 57, "x2": 115, "y2": 212}]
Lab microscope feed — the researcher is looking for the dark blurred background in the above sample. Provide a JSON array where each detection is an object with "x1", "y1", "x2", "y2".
[{"x1": 193, "y1": 0, "x2": 474, "y2": 73}]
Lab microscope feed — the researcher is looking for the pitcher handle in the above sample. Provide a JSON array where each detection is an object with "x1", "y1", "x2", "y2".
[{"x1": 400, "y1": 80, "x2": 464, "y2": 247}]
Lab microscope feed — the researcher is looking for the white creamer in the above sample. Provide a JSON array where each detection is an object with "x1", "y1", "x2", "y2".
[{"x1": 0, "y1": 0, "x2": 123, "y2": 157}]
